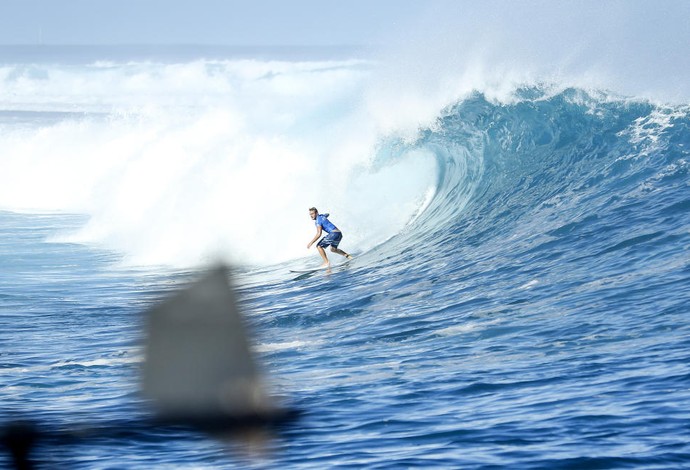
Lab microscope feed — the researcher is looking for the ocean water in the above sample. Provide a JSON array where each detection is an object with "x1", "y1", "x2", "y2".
[{"x1": 1, "y1": 45, "x2": 690, "y2": 468}]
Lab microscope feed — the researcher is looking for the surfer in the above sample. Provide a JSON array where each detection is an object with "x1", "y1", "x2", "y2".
[{"x1": 307, "y1": 207, "x2": 353, "y2": 267}]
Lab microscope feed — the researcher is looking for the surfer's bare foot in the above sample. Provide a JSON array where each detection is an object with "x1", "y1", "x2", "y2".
[{"x1": 346, "y1": 254, "x2": 353, "y2": 260}]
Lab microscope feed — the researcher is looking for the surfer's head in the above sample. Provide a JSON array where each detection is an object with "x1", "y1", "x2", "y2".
[{"x1": 309, "y1": 207, "x2": 318, "y2": 219}]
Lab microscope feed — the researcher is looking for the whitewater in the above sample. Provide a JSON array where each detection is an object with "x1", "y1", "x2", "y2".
[{"x1": 1, "y1": 41, "x2": 689, "y2": 468}]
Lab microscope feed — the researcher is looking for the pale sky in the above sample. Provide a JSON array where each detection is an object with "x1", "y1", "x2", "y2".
[{"x1": 0, "y1": 0, "x2": 426, "y2": 46}]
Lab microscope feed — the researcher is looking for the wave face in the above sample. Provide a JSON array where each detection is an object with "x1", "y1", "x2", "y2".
[
  {"x1": 391, "y1": 88, "x2": 690, "y2": 272},
  {"x1": 2, "y1": 46, "x2": 690, "y2": 468}
]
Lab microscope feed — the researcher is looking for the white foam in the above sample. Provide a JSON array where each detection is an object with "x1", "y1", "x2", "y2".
[
  {"x1": 435, "y1": 324, "x2": 481, "y2": 337},
  {"x1": 0, "y1": 58, "x2": 439, "y2": 268},
  {"x1": 518, "y1": 280, "x2": 540, "y2": 290},
  {"x1": 254, "y1": 340, "x2": 320, "y2": 353}
]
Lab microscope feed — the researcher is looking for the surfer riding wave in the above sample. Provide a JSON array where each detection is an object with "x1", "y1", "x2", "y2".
[{"x1": 307, "y1": 207, "x2": 353, "y2": 267}]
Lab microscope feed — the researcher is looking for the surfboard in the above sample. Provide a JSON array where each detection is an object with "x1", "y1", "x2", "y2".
[
  {"x1": 289, "y1": 265, "x2": 331, "y2": 274},
  {"x1": 289, "y1": 258, "x2": 353, "y2": 274}
]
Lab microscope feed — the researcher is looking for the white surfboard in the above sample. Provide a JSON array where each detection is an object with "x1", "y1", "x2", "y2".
[
  {"x1": 289, "y1": 258, "x2": 353, "y2": 274},
  {"x1": 289, "y1": 266, "x2": 331, "y2": 274}
]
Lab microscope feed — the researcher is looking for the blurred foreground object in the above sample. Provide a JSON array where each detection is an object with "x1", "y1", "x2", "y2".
[
  {"x1": 1, "y1": 264, "x2": 298, "y2": 469},
  {"x1": 142, "y1": 263, "x2": 297, "y2": 429}
]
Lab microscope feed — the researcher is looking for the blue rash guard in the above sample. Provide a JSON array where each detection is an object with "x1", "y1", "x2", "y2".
[{"x1": 315, "y1": 213, "x2": 338, "y2": 233}]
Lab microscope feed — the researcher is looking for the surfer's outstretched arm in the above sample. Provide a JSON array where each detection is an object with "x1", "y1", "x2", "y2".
[
  {"x1": 308, "y1": 227, "x2": 330, "y2": 266},
  {"x1": 307, "y1": 225, "x2": 323, "y2": 249}
]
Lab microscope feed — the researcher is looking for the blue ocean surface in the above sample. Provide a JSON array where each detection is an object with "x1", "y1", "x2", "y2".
[{"x1": 1, "y1": 46, "x2": 690, "y2": 468}]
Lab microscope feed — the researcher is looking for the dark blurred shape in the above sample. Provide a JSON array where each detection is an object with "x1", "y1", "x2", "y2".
[
  {"x1": 141, "y1": 263, "x2": 296, "y2": 430},
  {"x1": 1, "y1": 263, "x2": 298, "y2": 468},
  {"x1": 0, "y1": 421, "x2": 38, "y2": 470}
]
